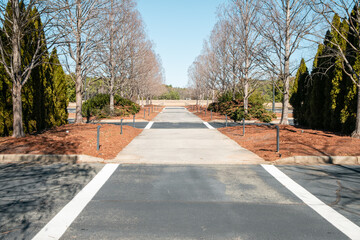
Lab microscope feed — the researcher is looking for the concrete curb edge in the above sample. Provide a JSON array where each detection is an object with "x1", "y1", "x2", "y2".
[
  {"x1": 0, "y1": 154, "x2": 105, "y2": 164},
  {"x1": 274, "y1": 155, "x2": 360, "y2": 165}
]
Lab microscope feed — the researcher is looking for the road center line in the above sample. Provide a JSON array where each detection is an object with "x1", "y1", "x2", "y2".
[
  {"x1": 145, "y1": 121, "x2": 154, "y2": 129},
  {"x1": 203, "y1": 122, "x2": 215, "y2": 129},
  {"x1": 261, "y1": 164, "x2": 360, "y2": 240},
  {"x1": 32, "y1": 164, "x2": 119, "y2": 240}
]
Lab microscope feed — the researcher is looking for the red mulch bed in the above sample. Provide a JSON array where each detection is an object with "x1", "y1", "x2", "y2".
[
  {"x1": 0, "y1": 124, "x2": 141, "y2": 160},
  {"x1": 69, "y1": 105, "x2": 164, "y2": 122},
  {"x1": 219, "y1": 125, "x2": 360, "y2": 162},
  {"x1": 186, "y1": 105, "x2": 226, "y2": 122}
]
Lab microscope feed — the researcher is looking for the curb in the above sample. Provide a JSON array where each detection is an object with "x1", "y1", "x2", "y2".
[
  {"x1": 274, "y1": 156, "x2": 360, "y2": 165},
  {"x1": 0, "y1": 154, "x2": 105, "y2": 164}
]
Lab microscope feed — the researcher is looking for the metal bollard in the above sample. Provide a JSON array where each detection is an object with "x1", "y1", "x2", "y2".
[
  {"x1": 225, "y1": 114, "x2": 228, "y2": 127},
  {"x1": 211, "y1": 110, "x2": 212, "y2": 120},
  {"x1": 144, "y1": 109, "x2": 146, "y2": 119},
  {"x1": 97, "y1": 125, "x2": 101, "y2": 151},
  {"x1": 205, "y1": 109, "x2": 206, "y2": 117},
  {"x1": 276, "y1": 125, "x2": 280, "y2": 152},
  {"x1": 120, "y1": 119, "x2": 123, "y2": 135},
  {"x1": 243, "y1": 118, "x2": 245, "y2": 136}
]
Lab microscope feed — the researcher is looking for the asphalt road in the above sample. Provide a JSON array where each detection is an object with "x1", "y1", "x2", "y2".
[
  {"x1": 2, "y1": 107, "x2": 359, "y2": 240},
  {"x1": 0, "y1": 162, "x2": 103, "y2": 240},
  {"x1": 60, "y1": 164, "x2": 358, "y2": 240}
]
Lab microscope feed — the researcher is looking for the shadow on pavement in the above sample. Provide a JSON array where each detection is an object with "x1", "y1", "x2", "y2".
[
  {"x1": 0, "y1": 158, "x2": 100, "y2": 239},
  {"x1": 280, "y1": 165, "x2": 360, "y2": 224}
]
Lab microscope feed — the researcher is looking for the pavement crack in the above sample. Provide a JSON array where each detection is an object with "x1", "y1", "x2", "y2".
[{"x1": 330, "y1": 180, "x2": 342, "y2": 206}]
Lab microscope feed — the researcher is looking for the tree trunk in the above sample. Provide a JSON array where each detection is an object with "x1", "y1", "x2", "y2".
[
  {"x1": 280, "y1": 0, "x2": 290, "y2": 125},
  {"x1": 280, "y1": 79, "x2": 290, "y2": 125},
  {"x1": 244, "y1": 82, "x2": 249, "y2": 115},
  {"x1": 110, "y1": 88, "x2": 114, "y2": 113},
  {"x1": 75, "y1": 67, "x2": 83, "y2": 123},
  {"x1": 12, "y1": 0, "x2": 24, "y2": 138},
  {"x1": 12, "y1": 81, "x2": 24, "y2": 137},
  {"x1": 352, "y1": 84, "x2": 360, "y2": 138},
  {"x1": 75, "y1": 0, "x2": 83, "y2": 123},
  {"x1": 109, "y1": 0, "x2": 115, "y2": 114},
  {"x1": 243, "y1": 44, "x2": 250, "y2": 114}
]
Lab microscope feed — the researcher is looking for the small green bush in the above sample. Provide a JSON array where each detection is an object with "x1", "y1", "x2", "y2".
[
  {"x1": 82, "y1": 94, "x2": 140, "y2": 121},
  {"x1": 208, "y1": 92, "x2": 276, "y2": 123},
  {"x1": 259, "y1": 112, "x2": 275, "y2": 123}
]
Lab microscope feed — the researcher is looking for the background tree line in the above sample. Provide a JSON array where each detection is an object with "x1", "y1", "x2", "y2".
[
  {"x1": 189, "y1": 0, "x2": 360, "y2": 138},
  {"x1": 291, "y1": 5, "x2": 359, "y2": 135},
  {"x1": 0, "y1": 0, "x2": 164, "y2": 137}
]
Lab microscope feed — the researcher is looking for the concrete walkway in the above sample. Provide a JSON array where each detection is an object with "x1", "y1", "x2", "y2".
[{"x1": 114, "y1": 107, "x2": 265, "y2": 164}]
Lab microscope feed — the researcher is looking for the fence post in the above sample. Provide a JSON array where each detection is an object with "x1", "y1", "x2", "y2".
[
  {"x1": 97, "y1": 125, "x2": 101, "y2": 151},
  {"x1": 243, "y1": 118, "x2": 245, "y2": 136},
  {"x1": 276, "y1": 125, "x2": 280, "y2": 152},
  {"x1": 133, "y1": 114, "x2": 135, "y2": 128},
  {"x1": 225, "y1": 114, "x2": 228, "y2": 127},
  {"x1": 120, "y1": 119, "x2": 123, "y2": 135}
]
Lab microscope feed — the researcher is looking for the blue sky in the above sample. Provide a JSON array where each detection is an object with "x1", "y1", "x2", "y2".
[{"x1": 137, "y1": 0, "x2": 224, "y2": 88}]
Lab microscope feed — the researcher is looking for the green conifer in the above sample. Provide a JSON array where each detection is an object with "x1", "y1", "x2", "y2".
[
  {"x1": 49, "y1": 48, "x2": 68, "y2": 126},
  {"x1": 290, "y1": 59, "x2": 309, "y2": 126}
]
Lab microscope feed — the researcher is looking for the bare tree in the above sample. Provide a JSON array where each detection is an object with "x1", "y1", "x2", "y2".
[
  {"x1": 95, "y1": 0, "x2": 139, "y2": 113},
  {"x1": 311, "y1": 0, "x2": 360, "y2": 137},
  {"x1": 53, "y1": 0, "x2": 104, "y2": 123},
  {"x1": 225, "y1": 0, "x2": 266, "y2": 113},
  {"x1": 258, "y1": 0, "x2": 319, "y2": 124},
  {"x1": 0, "y1": 0, "x2": 59, "y2": 137}
]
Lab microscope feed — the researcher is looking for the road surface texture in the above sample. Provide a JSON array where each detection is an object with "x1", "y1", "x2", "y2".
[
  {"x1": 2, "y1": 108, "x2": 359, "y2": 240},
  {"x1": 114, "y1": 108, "x2": 266, "y2": 165},
  {"x1": 0, "y1": 162, "x2": 103, "y2": 240}
]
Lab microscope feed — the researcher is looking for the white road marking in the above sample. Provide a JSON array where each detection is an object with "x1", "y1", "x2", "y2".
[
  {"x1": 203, "y1": 122, "x2": 215, "y2": 129},
  {"x1": 32, "y1": 164, "x2": 119, "y2": 240},
  {"x1": 262, "y1": 164, "x2": 360, "y2": 240},
  {"x1": 145, "y1": 121, "x2": 154, "y2": 129}
]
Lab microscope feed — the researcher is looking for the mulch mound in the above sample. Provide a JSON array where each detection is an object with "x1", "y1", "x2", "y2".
[
  {"x1": 0, "y1": 124, "x2": 141, "y2": 160},
  {"x1": 219, "y1": 125, "x2": 360, "y2": 162}
]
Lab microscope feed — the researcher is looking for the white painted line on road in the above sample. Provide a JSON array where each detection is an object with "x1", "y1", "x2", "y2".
[
  {"x1": 203, "y1": 122, "x2": 215, "y2": 129},
  {"x1": 32, "y1": 164, "x2": 119, "y2": 240},
  {"x1": 145, "y1": 121, "x2": 154, "y2": 129},
  {"x1": 262, "y1": 164, "x2": 360, "y2": 240}
]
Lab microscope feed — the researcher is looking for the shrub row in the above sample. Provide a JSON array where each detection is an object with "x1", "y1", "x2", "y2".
[
  {"x1": 208, "y1": 99, "x2": 276, "y2": 123},
  {"x1": 82, "y1": 94, "x2": 140, "y2": 121}
]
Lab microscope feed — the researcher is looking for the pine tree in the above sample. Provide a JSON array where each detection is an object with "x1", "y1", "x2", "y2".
[
  {"x1": 322, "y1": 15, "x2": 341, "y2": 130},
  {"x1": 309, "y1": 40, "x2": 328, "y2": 129},
  {"x1": 290, "y1": 58, "x2": 309, "y2": 126},
  {"x1": 0, "y1": 64, "x2": 12, "y2": 136},
  {"x1": 49, "y1": 47, "x2": 68, "y2": 126},
  {"x1": 340, "y1": 7, "x2": 360, "y2": 134},
  {"x1": 0, "y1": 3, "x2": 68, "y2": 136}
]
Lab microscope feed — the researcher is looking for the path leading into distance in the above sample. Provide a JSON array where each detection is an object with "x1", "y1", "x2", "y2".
[
  {"x1": 12, "y1": 108, "x2": 360, "y2": 239},
  {"x1": 113, "y1": 107, "x2": 266, "y2": 164}
]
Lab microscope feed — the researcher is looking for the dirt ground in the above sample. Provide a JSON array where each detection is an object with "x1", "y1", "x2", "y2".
[
  {"x1": 0, "y1": 124, "x2": 142, "y2": 160},
  {"x1": 219, "y1": 125, "x2": 360, "y2": 162}
]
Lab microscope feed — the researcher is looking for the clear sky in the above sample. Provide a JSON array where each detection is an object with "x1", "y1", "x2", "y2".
[{"x1": 137, "y1": 0, "x2": 224, "y2": 88}]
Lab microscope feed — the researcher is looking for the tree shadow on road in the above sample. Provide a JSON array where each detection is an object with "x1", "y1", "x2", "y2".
[
  {"x1": 0, "y1": 157, "x2": 100, "y2": 239},
  {"x1": 280, "y1": 165, "x2": 360, "y2": 221}
]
